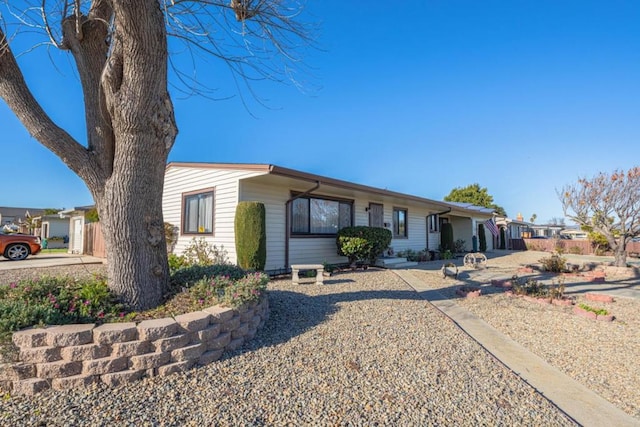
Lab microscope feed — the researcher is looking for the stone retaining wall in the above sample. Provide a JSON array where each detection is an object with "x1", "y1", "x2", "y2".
[{"x1": 0, "y1": 297, "x2": 269, "y2": 396}]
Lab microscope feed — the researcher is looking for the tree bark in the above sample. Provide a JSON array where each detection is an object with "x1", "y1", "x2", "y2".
[
  {"x1": 1, "y1": 0, "x2": 177, "y2": 310},
  {"x1": 95, "y1": 0, "x2": 177, "y2": 309}
]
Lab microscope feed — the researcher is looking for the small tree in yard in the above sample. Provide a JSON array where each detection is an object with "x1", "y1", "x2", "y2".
[
  {"x1": 559, "y1": 167, "x2": 640, "y2": 267},
  {"x1": 0, "y1": 1, "x2": 310, "y2": 309},
  {"x1": 478, "y1": 224, "x2": 487, "y2": 252}
]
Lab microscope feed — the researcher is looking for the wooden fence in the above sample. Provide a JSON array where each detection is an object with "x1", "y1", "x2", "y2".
[
  {"x1": 83, "y1": 222, "x2": 106, "y2": 258},
  {"x1": 509, "y1": 238, "x2": 640, "y2": 257}
]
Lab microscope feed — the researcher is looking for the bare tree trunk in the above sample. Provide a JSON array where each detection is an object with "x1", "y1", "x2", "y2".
[
  {"x1": 95, "y1": 0, "x2": 176, "y2": 310},
  {"x1": 613, "y1": 244, "x2": 627, "y2": 267},
  {"x1": 1, "y1": 1, "x2": 176, "y2": 310},
  {"x1": 99, "y1": 140, "x2": 169, "y2": 310}
]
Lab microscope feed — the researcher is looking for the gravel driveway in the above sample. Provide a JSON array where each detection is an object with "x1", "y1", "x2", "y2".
[{"x1": 0, "y1": 261, "x2": 578, "y2": 426}]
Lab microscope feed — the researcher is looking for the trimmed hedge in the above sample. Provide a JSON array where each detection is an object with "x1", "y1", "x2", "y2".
[
  {"x1": 478, "y1": 224, "x2": 487, "y2": 252},
  {"x1": 336, "y1": 226, "x2": 392, "y2": 265},
  {"x1": 440, "y1": 222, "x2": 454, "y2": 252},
  {"x1": 234, "y1": 201, "x2": 267, "y2": 270},
  {"x1": 499, "y1": 227, "x2": 506, "y2": 250}
]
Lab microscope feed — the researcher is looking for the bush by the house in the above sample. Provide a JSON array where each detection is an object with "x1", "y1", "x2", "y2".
[
  {"x1": 478, "y1": 224, "x2": 487, "y2": 252},
  {"x1": 234, "y1": 201, "x2": 267, "y2": 271},
  {"x1": 169, "y1": 264, "x2": 246, "y2": 289},
  {"x1": 396, "y1": 249, "x2": 429, "y2": 262},
  {"x1": 336, "y1": 226, "x2": 392, "y2": 265},
  {"x1": 440, "y1": 223, "x2": 454, "y2": 252},
  {"x1": 453, "y1": 239, "x2": 466, "y2": 253},
  {"x1": 168, "y1": 237, "x2": 229, "y2": 272}
]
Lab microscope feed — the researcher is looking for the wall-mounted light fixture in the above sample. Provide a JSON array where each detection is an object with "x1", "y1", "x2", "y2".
[{"x1": 365, "y1": 207, "x2": 369, "y2": 212}]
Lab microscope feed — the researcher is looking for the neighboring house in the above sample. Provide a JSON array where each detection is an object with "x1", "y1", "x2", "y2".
[
  {"x1": 530, "y1": 223, "x2": 565, "y2": 238},
  {"x1": 34, "y1": 214, "x2": 69, "y2": 238},
  {"x1": 60, "y1": 206, "x2": 95, "y2": 254},
  {"x1": 0, "y1": 206, "x2": 45, "y2": 233},
  {"x1": 495, "y1": 216, "x2": 534, "y2": 249},
  {"x1": 560, "y1": 228, "x2": 589, "y2": 240},
  {"x1": 162, "y1": 163, "x2": 495, "y2": 272}
]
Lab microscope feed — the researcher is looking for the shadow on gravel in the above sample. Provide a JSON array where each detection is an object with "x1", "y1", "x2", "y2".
[
  {"x1": 411, "y1": 269, "x2": 640, "y2": 304},
  {"x1": 223, "y1": 287, "x2": 421, "y2": 359}
]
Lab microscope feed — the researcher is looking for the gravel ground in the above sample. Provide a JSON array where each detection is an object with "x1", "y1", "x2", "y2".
[
  {"x1": 0, "y1": 265, "x2": 576, "y2": 426},
  {"x1": 409, "y1": 250, "x2": 640, "y2": 420}
]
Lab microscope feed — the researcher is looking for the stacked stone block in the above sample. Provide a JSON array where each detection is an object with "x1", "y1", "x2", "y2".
[{"x1": 0, "y1": 297, "x2": 269, "y2": 396}]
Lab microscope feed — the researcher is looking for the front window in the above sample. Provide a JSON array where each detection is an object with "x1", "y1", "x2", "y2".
[
  {"x1": 182, "y1": 189, "x2": 214, "y2": 234},
  {"x1": 428, "y1": 214, "x2": 439, "y2": 232},
  {"x1": 291, "y1": 195, "x2": 352, "y2": 235},
  {"x1": 393, "y1": 208, "x2": 408, "y2": 238}
]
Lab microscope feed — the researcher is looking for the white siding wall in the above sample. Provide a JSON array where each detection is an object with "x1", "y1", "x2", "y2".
[
  {"x1": 162, "y1": 167, "x2": 265, "y2": 265},
  {"x1": 449, "y1": 217, "x2": 472, "y2": 251},
  {"x1": 427, "y1": 231, "x2": 441, "y2": 252},
  {"x1": 163, "y1": 165, "x2": 496, "y2": 269},
  {"x1": 43, "y1": 219, "x2": 70, "y2": 239},
  {"x1": 239, "y1": 181, "x2": 288, "y2": 270}
]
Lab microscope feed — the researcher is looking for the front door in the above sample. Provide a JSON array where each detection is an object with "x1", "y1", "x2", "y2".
[
  {"x1": 72, "y1": 218, "x2": 83, "y2": 254},
  {"x1": 368, "y1": 203, "x2": 384, "y2": 228}
]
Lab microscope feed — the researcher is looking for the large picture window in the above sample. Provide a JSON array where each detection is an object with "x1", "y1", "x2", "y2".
[
  {"x1": 393, "y1": 207, "x2": 408, "y2": 238},
  {"x1": 291, "y1": 195, "x2": 352, "y2": 235},
  {"x1": 182, "y1": 189, "x2": 214, "y2": 235}
]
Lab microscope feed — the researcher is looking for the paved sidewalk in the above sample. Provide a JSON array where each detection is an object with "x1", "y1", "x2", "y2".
[
  {"x1": 0, "y1": 253, "x2": 104, "y2": 271},
  {"x1": 394, "y1": 269, "x2": 639, "y2": 427}
]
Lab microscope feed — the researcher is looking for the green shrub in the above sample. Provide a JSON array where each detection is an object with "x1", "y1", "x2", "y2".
[
  {"x1": 182, "y1": 238, "x2": 229, "y2": 266},
  {"x1": 578, "y1": 303, "x2": 609, "y2": 316},
  {"x1": 336, "y1": 226, "x2": 392, "y2": 264},
  {"x1": 188, "y1": 272, "x2": 269, "y2": 308},
  {"x1": 396, "y1": 249, "x2": 428, "y2": 262},
  {"x1": 440, "y1": 223, "x2": 454, "y2": 252},
  {"x1": 478, "y1": 224, "x2": 487, "y2": 252},
  {"x1": 453, "y1": 239, "x2": 466, "y2": 253},
  {"x1": 0, "y1": 275, "x2": 126, "y2": 358},
  {"x1": 234, "y1": 202, "x2": 267, "y2": 270},
  {"x1": 554, "y1": 239, "x2": 566, "y2": 254},
  {"x1": 568, "y1": 246, "x2": 583, "y2": 255},
  {"x1": 512, "y1": 278, "x2": 547, "y2": 297},
  {"x1": 168, "y1": 253, "x2": 189, "y2": 272},
  {"x1": 169, "y1": 264, "x2": 246, "y2": 289},
  {"x1": 588, "y1": 231, "x2": 610, "y2": 255},
  {"x1": 539, "y1": 252, "x2": 567, "y2": 272}
]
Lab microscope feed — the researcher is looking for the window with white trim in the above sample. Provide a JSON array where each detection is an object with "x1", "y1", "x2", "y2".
[
  {"x1": 428, "y1": 214, "x2": 439, "y2": 232},
  {"x1": 393, "y1": 207, "x2": 408, "y2": 238}
]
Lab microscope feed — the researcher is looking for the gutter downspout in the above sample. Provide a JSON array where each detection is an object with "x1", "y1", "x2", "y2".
[{"x1": 284, "y1": 181, "x2": 321, "y2": 270}]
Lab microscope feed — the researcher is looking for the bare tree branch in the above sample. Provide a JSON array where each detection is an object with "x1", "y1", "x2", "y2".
[
  {"x1": 558, "y1": 167, "x2": 640, "y2": 266},
  {"x1": 0, "y1": 27, "x2": 103, "y2": 189}
]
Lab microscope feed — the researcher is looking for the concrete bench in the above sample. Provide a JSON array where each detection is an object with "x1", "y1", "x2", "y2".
[{"x1": 291, "y1": 264, "x2": 324, "y2": 285}]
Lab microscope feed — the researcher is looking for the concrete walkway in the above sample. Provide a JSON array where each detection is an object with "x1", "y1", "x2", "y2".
[
  {"x1": 394, "y1": 269, "x2": 639, "y2": 427},
  {"x1": 0, "y1": 252, "x2": 104, "y2": 271}
]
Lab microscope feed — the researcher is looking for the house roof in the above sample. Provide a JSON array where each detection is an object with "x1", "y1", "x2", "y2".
[
  {"x1": 495, "y1": 216, "x2": 532, "y2": 227},
  {"x1": 445, "y1": 202, "x2": 496, "y2": 214},
  {"x1": 0, "y1": 206, "x2": 46, "y2": 220},
  {"x1": 167, "y1": 162, "x2": 496, "y2": 218}
]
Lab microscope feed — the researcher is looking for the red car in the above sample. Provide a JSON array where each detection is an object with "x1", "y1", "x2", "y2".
[{"x1": 0, "y1": 232, "x2": 42, "y2": 261}]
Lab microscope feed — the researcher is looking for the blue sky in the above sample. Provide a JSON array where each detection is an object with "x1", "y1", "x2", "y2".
[{"x1": 2, "y1": 1, "x2": 639, "y2": 224}]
